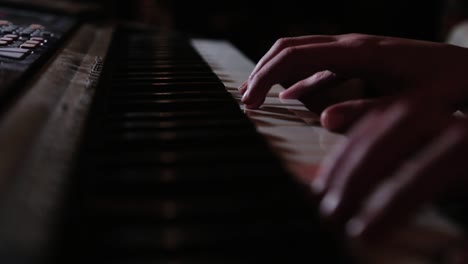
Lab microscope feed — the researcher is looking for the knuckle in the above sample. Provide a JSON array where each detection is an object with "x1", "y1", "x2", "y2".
[
  {"x1": 339, "y1": 33, "x2": 375, "y2": 48},
  {"x1": 250, "y1": 70, "x2": 266, "y2": 87},
  {"x1": 290, "y1": 79, "x2": 307, "y2": 91},
  {"x1": 343, "y1": 33, "x2": 367, "y2": 40},
  {"x1": 274, "y1": 37, "x2": 294, "y2": 50},
  {"x1": 338, "y1": 33, "x2": 380, "y2": 64},
  {"x1": 296, "y1": 78, "x2": 308, "y2": 87},
  {"x1": 279, "y1": 46, "x2": 299, "y2": 60},
  {"x1": 316, "y1": 70, "x2": 335, "y2": 79}
]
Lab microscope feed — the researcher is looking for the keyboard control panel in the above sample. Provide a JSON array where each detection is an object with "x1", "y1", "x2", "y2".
[{"x1": 0, "y1": 6, "x2": 76, "y2": 102}]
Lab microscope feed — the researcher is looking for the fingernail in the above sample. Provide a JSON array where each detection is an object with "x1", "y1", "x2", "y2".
[
  {"x1": 241, "y1": 89, "x2": 250, "y2": 104},
  {"x1": 239, "y1": 85, "x2": 248, "y2": 95},
  {"x1": 320, "y1": 193, "x2": 340, "y2": 217},
  {"x1": 278, "y1": 91, "x2": 288, "y2": 99},
  {"x1": 310, "y1": 178, "x2": 326, "y2": 195},
  {"x1": 279, "y1": 89, "x2": 294, "y2": 99},
  {"x1": 239, "y1": 81, "x2": 247, "y2": 90}
]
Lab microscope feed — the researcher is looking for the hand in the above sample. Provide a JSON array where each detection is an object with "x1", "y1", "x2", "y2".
[
  {"x1": 314, "y1": 101, "x2": 468, "y2": 242},
  {"x1": 241, "y1": 34, "x2": 468, "y2": 242},
  {"x1": 240, "y1": 34, "x2": 468, "y2": 132}
]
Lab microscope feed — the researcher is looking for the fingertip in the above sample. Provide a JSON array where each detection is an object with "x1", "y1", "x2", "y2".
[
  {"x1": 346, "y1": 217, "x2": 366, "y2": 239},
  {"x1": 239, "y1": 81, "x2": 248, "y2": 94},
  {"x1": 240, "y1": 86, "x2": 247, "y2": 95},
  {"x1": 278, "y1": 91, "x2": 286, "y2": 99},
  {"x1": 310, "y1": 177, "x2": 326, "y2": 196},
  {"x1": 241, "y1": 90, "x2": 259, "y2": 109},
  {"x1": 345, "y1": 216, "x2": 383, "y2": 244},
  {"x1": 319, "y1": 192, "x2": 340, "y2": 219},
  {"x1": 241, "y1": 90, "x2": 251, "y2": 105},
  {"x1": 244, "y1": 101, "x2": 262, "y2": 110},
  {"x1": 279, "y1": 89, "x2": 293, "y2": 99},
  {"x1": 320, "y1": 109, "x2": 346, "y2": 133},
  {"x1": 241, "y1": 88, "x2": 265, "y2": 109},
  {"x1": 320, "y1": 99, "x2": 381, "y2": 133}
]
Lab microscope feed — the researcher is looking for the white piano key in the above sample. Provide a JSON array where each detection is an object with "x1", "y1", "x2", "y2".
[
  {"x1": 245, "y1": 114, "x2": 309, "y2": 127},
  {"x1": 257, "y1": 126, "x2": 341, "y2": 144},
  {"x1": 262, "y1": 97, "x2": 307, "y2": 107}
]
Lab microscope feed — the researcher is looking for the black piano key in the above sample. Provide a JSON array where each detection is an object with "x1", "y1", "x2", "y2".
[
  {"x1": 86, "y1": 148, "x2": 277, "y2": 168},
  {"x1": 102, "y1": 119, "x2": 252, "y2": 131},
  {"x1": 107, "y1": 98, "x2": 238, "y2": 112},
  {"x1": 82, "y1": 162, "x2": 286, "y2": 184},
  {"x1": 111, "y1": 258, "x2": 248, "y2": 264},
  {"x1": 91, "y1": 133, "x2": 262, "y2": 152},
  {"x1": 112, "y1": 71, "x2": 216, "y2": 78},
  {"x1": 100, "y1": 122, "x2": 250, "y2": 139},
  {"x1": 80, "y1": 221, "x2": 319, "y2": 260},
  {"x1": 117, "y1": 64, "x2": 211, "y2": 71},
  {"x1": 111, "y1": 76, "x2": 221, "y2": 84},
  {"x1": 109, "y1": 82, "x2": 225, "y2": 93},
  {"x1": 106, "y1": 91, "x2": 232, "y2": 101},
  {"x1": 81, "y1": 185, "x2": 309, "y2": 220},
  {"x1": 82, "y1": 180, "x2": 298, "y2": 202},
  {"x1": 104, "y1": 110, "x2": 244, "y2": 122}
]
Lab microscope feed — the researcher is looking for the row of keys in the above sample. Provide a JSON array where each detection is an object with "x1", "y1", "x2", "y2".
[
  {"x1": 0, "y1": 21, "x2": 49, "y2": 59},
  {"x1": 0, "y1": 5, "x2": 76, "y2": 102},
  {"x1": 0, "y1": 20, "x2": 52, "y2": 37},
  {"x1": 0, "y1": 37, "x2": 45, "y2": 58},
  {"x1": 0, "y1": 35, "x2": 45, "y2": 44}
]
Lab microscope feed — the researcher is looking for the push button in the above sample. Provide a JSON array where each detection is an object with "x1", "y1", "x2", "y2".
[
  {"x1": 42, "y1": 31, "x2": 53, "y2": 37},
  {"x1": 20, "y1": 43, "x2": 37, "y2": 49},
  {"x1": 0, "y1": 37, "x2": 13, "y2": 43},
  {"x1": 0, "y1": 47, "x2": 29, "y2": 59},
  {"x1": 29, "y1": 24, "x2": 45, "y2": 30},
  {"x1": 24, "y1": 40, "x2": 40, "y2": 45},
  {"x1": 30, "y1": 37, "x2": 44, "y2": 42},
  {"x1": 0, "y1": 47, "x2": 30, "y2": 53},
  {"x1": 4, "y1": 34, "x2": 18, "y2": 39},
  {"x1": 2, "y1": 25, "x2": 19, "y2": 34},
  {"x1": 0, "y1": 51, "x2": 27, "y2": 59}
]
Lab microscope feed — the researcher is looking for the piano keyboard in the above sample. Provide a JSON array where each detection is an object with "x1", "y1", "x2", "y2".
[
  {"x1": 53, "y1": 27, "x2": 348, "y2": 263},
  {"x1": 0, "y1": 12, "x2": 464, "y2": 262}
]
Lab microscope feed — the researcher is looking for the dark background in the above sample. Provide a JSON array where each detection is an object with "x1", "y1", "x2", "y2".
[
  {"x1": 73, "y1": 0, "x2": 468, "y2": 61},
  {"x1": 163, "y1": 0, "x2": 445, "y2": 61}
]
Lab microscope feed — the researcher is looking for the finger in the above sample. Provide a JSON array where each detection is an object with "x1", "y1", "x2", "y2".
[
  {"x1": 346, "y1": 121, "x2": 468, "y2": 242},
  {"x1": 279, "y1": 70, "x2": 342, "y2": 99},
  {"x1": 245, "y1": 36, "x2": 336, "y2": 99},
  {"x1": 320, "y1": 97, "x2": 391, "y2": 133},
  {"x1": 243, "y1": 42, "x2": 341, "y2": 109},
  {"x1": 249, "y1": 35, "x2": 336, "y2": 80},
  {"x1": 280, "y1": 73, "x2": 368, "y2": 115},
  {"x1": 242, "y1": 37, "x2": 383, "y2": 109},
  {"x1": 319, "y1": 100, "x2": 448, "y2": 225},
  {"x1": 239, "y1": 81, "x2": 248, "y2": 94},
  {"x1": 311, "y1": 108, "x2": 386, "y2": 196}
]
